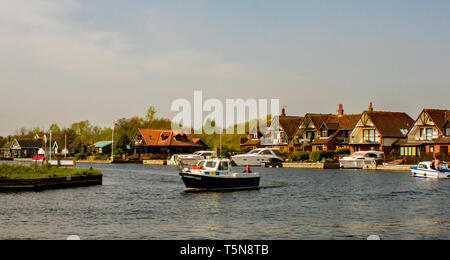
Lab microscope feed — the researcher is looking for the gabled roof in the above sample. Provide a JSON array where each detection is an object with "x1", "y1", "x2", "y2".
[
  {"x1": 306, "y1": 114, "x2": 331, "y2": 131},
  {"x1": 312, "y1": 131, "x2": 340, "y2": 145},
  {"x1": 278, "y1": 116, "x2": 304, "y2": 139},
  {"x1": 136, "y1": 129, "x2": 203, "y2": 147},
  {"x1": 422, "y1": 109, "x2": 450, "y2": 135},
  {"x1": 16, "y1": 139, "x2": 42, "y2": 148},
  {"x1": 365, "y1": 111, "x2": 414, "y2": 138}
]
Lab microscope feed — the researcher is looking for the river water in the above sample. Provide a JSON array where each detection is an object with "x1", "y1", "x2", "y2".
[{"x1": 0, "y1": 163, "x2": 448, "y2": 240}]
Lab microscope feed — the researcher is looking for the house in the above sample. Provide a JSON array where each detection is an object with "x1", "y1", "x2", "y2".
[
  {"x1": 9, "y1": 138, "x2": 43, "y2": 158},
  {"x1": 240, "y1": 126, "x2": 269, "y2": 151},
  {"x1": 93, "y1": 141, "x2": 113, "y2": 154},
  {"x1": 130, "y1": 129, "x2": 207, "y2": 157},
  {"x1": 311, "y1": 105, "x2": 361, "y2": 151},
  {"x1": 261, "y1": 109, "x2": 303, "y2": 152},
  {"x1": 294, "y1": 111, "x2": 334, "y2": 151},
  {"x1": 395, "y1": 109, "x2": 450, "y2": 160},
  {"x1": 348, "y1": 103, "x2": 414, "y2": 155}
]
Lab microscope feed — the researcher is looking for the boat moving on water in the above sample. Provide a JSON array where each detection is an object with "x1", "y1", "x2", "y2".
[
  {"x1": 410, "y1": 161, "x2": 450, "y2": 179},
  {"x1": 179, "y1": 158, "x2": 260, "y2": 191}
]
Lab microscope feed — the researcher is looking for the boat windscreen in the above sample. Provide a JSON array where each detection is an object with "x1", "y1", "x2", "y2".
[
  {"x1": 205, "y1": 161, "x2": 217, "y2": 169},
  {"x1": 272, "y1": 150, "x2": 283, "y2": 157}
]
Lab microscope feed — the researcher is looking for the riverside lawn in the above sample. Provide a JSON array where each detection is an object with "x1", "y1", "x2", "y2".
[{"x1": 0, "y1": 163, "x2": 102, "y2": 179}]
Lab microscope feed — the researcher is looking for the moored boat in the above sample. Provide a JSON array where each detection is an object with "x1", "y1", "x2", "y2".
[
  {"x1": 410, "y1": 161, "x2": 450, "y2": 179},
  {"x1": 179, "y1": 158, "x2": 260, "y2": 191},
  {"x1": 231, "y1": 148, "x2": 284, "y2": 167},
  {"x1": 339, "y1": 151, "x2": 385, "y2": 169}
]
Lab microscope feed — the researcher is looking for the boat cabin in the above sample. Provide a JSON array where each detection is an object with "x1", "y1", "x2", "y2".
[
  {"x1": 193, "y1": 159, "x2": 232, "y2": 176},
  {"x1": 416, "y1": 161, "x2": 450, "y2": 172}
]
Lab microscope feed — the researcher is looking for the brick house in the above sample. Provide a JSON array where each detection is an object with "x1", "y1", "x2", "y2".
[{"x1": 348, "y1": 104, "x2": 414, "y2": 155}]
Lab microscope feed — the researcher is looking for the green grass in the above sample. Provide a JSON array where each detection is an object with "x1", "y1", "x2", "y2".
[{"x1": 0, "y1": 163, "x2": 102, "y2": 179}]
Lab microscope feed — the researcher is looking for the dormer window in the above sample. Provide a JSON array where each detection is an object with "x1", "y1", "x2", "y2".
[
  {"x1": 420, "y1": 128, "x2": 433, "y2": 140},
  {"x1": 321, "y1": 128, "x2": 328, "y2": 137}
]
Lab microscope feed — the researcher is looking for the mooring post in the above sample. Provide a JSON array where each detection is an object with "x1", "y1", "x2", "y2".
[
  {"x1": 73, "y1": 159, "x2": 76, "y2": 170},
  {"x1": 57, "y1": 158, "x2": 61, "y2": 168}
]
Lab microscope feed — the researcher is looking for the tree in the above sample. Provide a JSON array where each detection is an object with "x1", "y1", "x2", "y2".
[{"x1": 145, "y1": 106, "x2": 156, "y2": 122}]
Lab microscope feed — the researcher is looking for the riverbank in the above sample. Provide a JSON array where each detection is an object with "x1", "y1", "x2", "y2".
[{"x1": 0, "y1": 164, "x2": 102, "y2": 192}]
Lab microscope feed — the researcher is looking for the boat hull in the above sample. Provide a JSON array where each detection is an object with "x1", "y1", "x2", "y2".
[
  {"x1": 410, "y1": 168, "x2": 450, "y2": 179},
  {"x1": 339, "y1": 159, "x2": 375, "y2": 169},
  {"x1": 180, "y1": 173, "x2": 260, "y2": 191},
  {"x1": 231, "y1": 156, "x2": 283, "y2": 167}
]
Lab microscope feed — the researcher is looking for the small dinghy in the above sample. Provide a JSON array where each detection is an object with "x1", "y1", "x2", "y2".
[
  {"x1": 179, "y1": 158, "x2": 260, "y2": 191},
  {"x1": 410, "y1": 161, "x2": 450, "y2": 179}
]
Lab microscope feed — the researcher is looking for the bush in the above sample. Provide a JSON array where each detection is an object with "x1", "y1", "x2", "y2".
[
  {"x1": 291, "y1": 151, "x2": 311, "y2": 162},
  {"x1": 309, "y1": 151, "x2": 322, "y2": 162},
  {"x1": 336, "y1": 148, "x2": 351, "y2": 155},
  {"x1": 74, "y1": 153, "x2": 88, "y2": 160},
  {"x1": 309, "y1": 150, "x2": 337, "y2": 162}
]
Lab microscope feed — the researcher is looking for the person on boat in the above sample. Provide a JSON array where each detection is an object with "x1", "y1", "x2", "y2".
[{"x1": 435, "y1": 158, "x2": 440, "y2": 171}]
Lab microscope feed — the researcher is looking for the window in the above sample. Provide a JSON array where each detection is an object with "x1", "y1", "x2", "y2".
[
  {"x1": 306, "y1": 131, "x2": 317, "y2": 141},
  {"x1": 446, "y1": 127, "x2": 450, "y2": 136},
  {"x1": 429, "y1": 146, "x2": 434, "y2": 153},
  {"x1": 420, "y1": 128, "x2": 433, "y2": 140},
  {"x1": 321, "y1": 128, "x2": 328, "y2": 137},
  {"x1": 401, "y1": 147, "x2": 417, "y2": 156},
  {"x1": 205, "y1": 161, "x2": 217, "y2": 168},
  {"x1": 219, "y1": 162, "x2": 229, "y2": 171},
  {"x1": 262, "y1": 150, "x2": 272, "y2": 155},
  {"x1": 363, "y1": 129, "x2": 377, "y2": 143}
]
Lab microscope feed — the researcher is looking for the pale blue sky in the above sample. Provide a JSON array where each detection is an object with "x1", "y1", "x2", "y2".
[{"x1": 0, "y1": 0, "x2": 449, "y2": 135}]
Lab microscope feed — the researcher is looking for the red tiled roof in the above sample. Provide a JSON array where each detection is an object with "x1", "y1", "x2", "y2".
[
  {"x1": 137, "y1": 129, "x2": 201, "y2": 147},
  {"x1": 423, "y1": 109, "x2": 450, "y2": 134},
  {"x1": 279, "y1": 116, "x2": 303, "y2": 139},
  {"x1": 365, "y1": 111, "x2": 414, "y2": 138},
  {"x1": 435, "y1": 136, "x2": 450, "y2": 144},
  {"x1": 321, "y1": 114, "x2": 361, "y2": 131},
  {"x1": 242, "y1": 139, "x2": 262, "y2": 146}
]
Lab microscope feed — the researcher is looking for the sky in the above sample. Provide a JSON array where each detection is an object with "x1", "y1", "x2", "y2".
[{"x1": 0, "y1": 0, "x2": 449, "y2": 135}]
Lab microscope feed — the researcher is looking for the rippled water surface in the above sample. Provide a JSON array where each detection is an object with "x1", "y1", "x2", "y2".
[{"x1": 0, "y1": 163, "x2": 449, "y2": 240}]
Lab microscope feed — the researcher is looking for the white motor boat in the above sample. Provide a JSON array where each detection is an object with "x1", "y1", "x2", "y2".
[
  {"x1": 410, "y1": 161, "x2": 450, "y2": 179},
  {"x1": 231, "y1": 148, "x2": 285, "y2": 167},
  {"x1": 339, "y1": 151, "x2": 385, "y2": 169},
  {"x1": 168, "y1": 151, "x2": 215, "y2": 166}
]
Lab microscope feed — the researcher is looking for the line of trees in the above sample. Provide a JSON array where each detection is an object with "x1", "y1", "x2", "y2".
[{"x1": 0, "y1": 106, "x2": 269, "y2": 156}]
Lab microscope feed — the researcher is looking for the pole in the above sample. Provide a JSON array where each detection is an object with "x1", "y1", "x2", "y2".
[
  {"x1": 49, "y1": 132, "x2": 52, "y2": 161},
  {"x1": 220, "y1": 132, "x2": 222, "y2": 158},
  {"x1": 65, "y1": 134, "x2": 67, "y2": 158},
  {"x1": 111, "y1": 124, "x2": 115, "y2": 162}
]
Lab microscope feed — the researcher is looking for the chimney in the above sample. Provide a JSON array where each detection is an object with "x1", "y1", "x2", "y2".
[
  {"x1": 338, "y1": 104, "x2": 344, "y2": 116},
  {"x1": 368, "y1": 102, "x2": 374, "y2": 112},
  {"x1": 281, "y1": 107, "x2": 286, "y2": 117}
]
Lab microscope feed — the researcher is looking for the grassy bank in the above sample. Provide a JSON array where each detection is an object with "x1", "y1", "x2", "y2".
[{"x1": 0, "y1": 163, "x2": 102, "y2": 179}]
